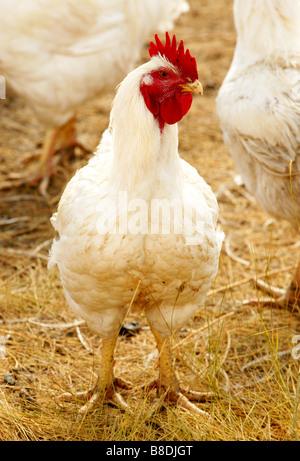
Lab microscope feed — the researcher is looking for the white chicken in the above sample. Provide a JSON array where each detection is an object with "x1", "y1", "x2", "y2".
[
  {"x1": 0, "y1": 0, "x2": 189, "y2": 194},
  {"x1": 48, "y1": 32, "x2": 224, "y2": 415},
  {"x1": 216, "y1": 0, "x2": 300, "y2": 309}
]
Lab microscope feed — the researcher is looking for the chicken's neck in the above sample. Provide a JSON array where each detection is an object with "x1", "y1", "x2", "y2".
[{"x1": 108, "y1": 74, "x2": 182, "y2": 201}]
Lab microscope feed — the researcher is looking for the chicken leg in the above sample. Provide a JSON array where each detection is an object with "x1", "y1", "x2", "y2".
[
  {"x1": 59, "y1": 332, "x2": 131, "y2": 416},
  {"x1": 147, "y1": 326, "x2": 212, "y2": 417},
  {"x1": 0, "y1": 115, "x2": 90, "y2": 196},
  {"x1": 31, "y1": 115, "x2": 91, "y2": 195},
  {"x1": 60, "y1": 326, "x2": 212, "y2": 418}
]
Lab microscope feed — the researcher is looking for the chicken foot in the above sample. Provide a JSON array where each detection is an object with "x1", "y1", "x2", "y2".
[
  {"x1": 146, "y1": 326, "x2": 212, "y2": 417},
  {"x1": 58, "y1": 333, "x2": 132, "y2": 415},
  {"x1": 0, "y1": 115, "x2": 90, "y2": 196},
  {"x1": 256, "y1": 263, "x2": 300, "y2": 308},
  {"x1": 243, "y1": 262, "x2": 300, "y2": 311}
]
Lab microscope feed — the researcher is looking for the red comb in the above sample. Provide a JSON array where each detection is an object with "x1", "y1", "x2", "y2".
[{"x1": 149, "y1": 32, "x2": 198, "y2": 81}]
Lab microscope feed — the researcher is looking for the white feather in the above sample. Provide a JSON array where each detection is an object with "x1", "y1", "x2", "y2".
[
  {"x1": 216, "y1": 0, "x2": 300, "y2": 227},
  {"x1": 49, "y1": 55, "x2": 223, "y2": 339}
]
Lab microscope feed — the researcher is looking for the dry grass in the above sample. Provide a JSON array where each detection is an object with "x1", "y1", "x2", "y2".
[{"x1": 0, "y1": 0, "x2": 300, "y2": 441}]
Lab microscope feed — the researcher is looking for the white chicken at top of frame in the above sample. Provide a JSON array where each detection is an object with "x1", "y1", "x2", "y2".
[{"x1": 0, "y1": 0, "x2": 190, "y2": 194}]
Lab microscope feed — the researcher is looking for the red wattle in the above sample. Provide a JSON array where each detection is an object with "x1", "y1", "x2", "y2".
[
  {"x1": 160, "y1": 92, "x2": 192, "y2": 125},
  {"x1": 140, "y1": 80, "x2": 193, "y2": 130},
  {"x1": 140, "y1": 85, "x2": 160, "y2": 116}
]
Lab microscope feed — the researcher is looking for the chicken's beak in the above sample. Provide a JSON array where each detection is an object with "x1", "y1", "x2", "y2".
[{"x1": 180, "y1": 80, "x2": 203, "y2": 95}]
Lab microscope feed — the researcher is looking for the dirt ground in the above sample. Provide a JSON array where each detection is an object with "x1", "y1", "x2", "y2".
[{"x1": 0, "y1": 0, "x2": 299, "y2": 441}]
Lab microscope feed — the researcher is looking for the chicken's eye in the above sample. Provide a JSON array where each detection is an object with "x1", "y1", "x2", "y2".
[{"x1": 159, "y1": 71, "x2": 169, "y2": 79}]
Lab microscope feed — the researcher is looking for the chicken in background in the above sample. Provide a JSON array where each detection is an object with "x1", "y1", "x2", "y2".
[
  {"x1": 0, "y1": 0, "x2": 189, "y2": 195},
  {"x1": 216, "y1": 0, "x2": 300, "y2": 309},
  {"x1": 48, "y1": 32, "x2": 224, "y2": 416}
]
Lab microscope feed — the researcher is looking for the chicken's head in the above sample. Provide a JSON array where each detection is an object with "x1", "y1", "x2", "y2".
[{"x1": 140, "y1": 32, "x2": 202, "y2": 131}]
